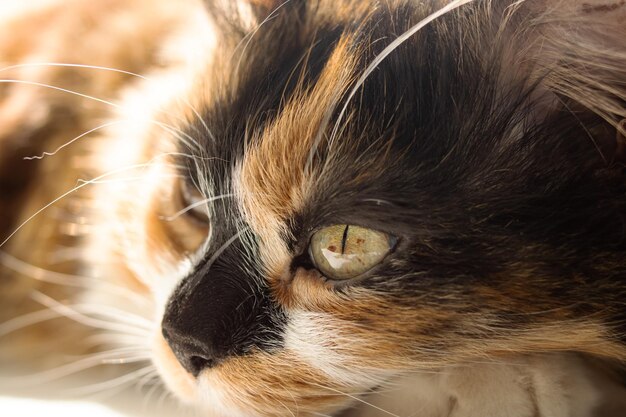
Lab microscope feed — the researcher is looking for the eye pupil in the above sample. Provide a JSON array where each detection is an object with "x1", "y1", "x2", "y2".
[{"x1": 340, "y1": 225, "x2": 350, "y2": 254}]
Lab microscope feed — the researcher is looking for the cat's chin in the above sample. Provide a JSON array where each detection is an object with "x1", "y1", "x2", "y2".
[{"x1": 151, "y1": 338, "x2": 261, "y2": 417}]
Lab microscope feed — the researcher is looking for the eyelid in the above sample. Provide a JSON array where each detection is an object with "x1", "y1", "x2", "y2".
[{"x1": 179, "y1": 179, "x2": 210, "y2": 224}]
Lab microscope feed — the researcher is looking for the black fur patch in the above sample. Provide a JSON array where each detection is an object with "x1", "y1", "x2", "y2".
[{"x1": 169, "y1": 0, "x2": 626, "y2": 368}]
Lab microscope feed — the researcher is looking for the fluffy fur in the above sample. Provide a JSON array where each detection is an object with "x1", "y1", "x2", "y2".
[{"x1": 1, "y1": 0, "x2": 625, "y2": 416}]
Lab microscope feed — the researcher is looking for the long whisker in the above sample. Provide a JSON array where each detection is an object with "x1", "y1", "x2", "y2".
[
  {"x1": 67, "y1": 304, "x2": 153, "y2": 330},
  {"x1": 77, "y1": 173, "x2": 184, "y2": 185},
  {"x1": 0, "y1": 63, "x2": 149, "y2": 80},
  {"x1": 309, "y1": 382, "x2": 402, "y2": 417},
  {"x1": 0, "y1": 250, "x2": 91, "y2": 287},
  {"x1": 232, "y1": 0, "x2": 295, "y2": 79},
  {"x1": 0, "y1": 308, "x2": 63, "y2": 338},
  {"x1": 329, "y1": 0, "x2": 474, "y2": 142},
  {"x1": 159, "y1": 194, "x2": 235, "y2": 221},
  {"x1": 0, "y1": 251, "x2": 148, "y2": 304},
  {"x1": 141, "y1": 372, "x2": 167, "y2": 410},
  {"x1": 0, "y1": 351, "x2": 152, "y2": 387},
  {"x1": 0, "y1": 79, "x2": 121, "y2": 108},
  {"x1": 84, "y1": 333, "x2": 153, "y2": 349},
  {"x1": 0, "y1": 157, "x2": 176, "y2": 248},
  {"x1": 308, "y1": 0, "x2": 475, "y2": 172},
  {"x1": 29, "y1": 291, "x2": 152, "y2": 335},
  {"x1": 23, "y1": 121, "x2": 124, "y2": 160},
  {"x1": 206, "y1": 228, "x2": 248, "y2": 271}
]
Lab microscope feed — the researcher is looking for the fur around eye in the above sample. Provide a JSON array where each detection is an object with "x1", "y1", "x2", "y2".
[
  {"x1": 309, "y1": 224, "x2": 395, "y2": 280},
  {"x1": 179, "y1": 179, "x2": 210, "y2": 224}
]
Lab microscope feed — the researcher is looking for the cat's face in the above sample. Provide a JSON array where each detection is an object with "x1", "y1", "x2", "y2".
[{"x1": 88, "y1": 1, "x2": 626, "y2": 416}]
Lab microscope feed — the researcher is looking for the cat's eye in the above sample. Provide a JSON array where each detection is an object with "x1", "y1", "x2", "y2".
[
  {"x1": 309, "y1": 224, "x2": 395, "y2": 280},
  {"x1": 179, "y1": 180, "x2": 209, "y2": 223}
]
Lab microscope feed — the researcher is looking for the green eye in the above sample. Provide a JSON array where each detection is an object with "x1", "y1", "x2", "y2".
[{"x1": 309, "y1": 224, "x2": 394, "y2": 280}]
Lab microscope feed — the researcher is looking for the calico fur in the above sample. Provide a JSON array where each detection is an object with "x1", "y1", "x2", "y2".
[{"x1": 1, "y1": 0, "x2": 625, "y2": 416}]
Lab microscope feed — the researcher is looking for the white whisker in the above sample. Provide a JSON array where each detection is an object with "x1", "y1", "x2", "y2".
[
  {"x1": 329, "y1": 0, "x2": 474, "y2": 143},
  {"x1": 0, "y1": 251, "x2": 147, "y2": 303},
  {"x1": 205, "y1": 228, "x2": 249, "y2": 272},
  {"x1": 0, "y1": 79, "x2": 121, "y2": 108},
  {"x1": 0, "y1": 308, "x2": 63, "y2": 338},
  {"x1": 76, "y1": 173, "x2": 184, "y2": 185},
  {"x1": 29, "y1": 291, "x2": 152, "y2": 335},
  {"x1": 0, "y1": 157, "x2": 176, "y2": 248},
  {"x1": 159, "y1": 194, "x2": 235, "y2": 221},
  {"x1": 232, "y1": 0, "x2": 295, "y2": 79},
  {"x1": 0, "y1": 62, "x2": 149, "y2": 80},
  {"x1": 0, "y1": 352, "x2": 151, "y2": 387},
  {"x1": 309, "y1": 382, "x2": 401, "y2": 417},
  {"x1": 24, "y1": 121, "x2": 123, "y2": 160},
  {"x1": 66, "y1": 365, "x2": 156, "y2": 396},
  {"x1": 308, "y1": 0, "x2": 475, "y2": 172}
]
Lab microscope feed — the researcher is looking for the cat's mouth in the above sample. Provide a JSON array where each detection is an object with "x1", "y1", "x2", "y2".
[{"x1": 152, "y1": 318, "x2": 375, "y2": 417}]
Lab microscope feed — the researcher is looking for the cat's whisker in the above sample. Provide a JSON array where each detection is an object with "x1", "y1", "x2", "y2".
[
  {"x1": 179, "y1": 97, "x2": 216, "y2": 143},
  {"x1": 0, "y1": 250, "x2": 92, "y2": 287},
  {"x1": 0, "y1": 63, "x2": 212, "y2": 135},
  {"x1": 151, "y1": 119, "x2": 202, "y2": 153},
  {"x1": 84, "y1": 332, "x2": 152, "y2": 349},
  {"x1": 141, "y1": 373, "x2": 167, "y2": 411},
  {"x1": 23, "y1": 119, "x2": 197, "y2": 162},
  {"x1": 66, "y1": 364, "x2": 157, "y2": 396},
  {"x1": 308, "y1": 0, "x2": 475, "y2": 173},
  {"x1": 205, "y1": 227, "x2": 249, "y2": 272},
  {"x1": 66, "y1": 304, "x2": 153, "y2": 330},
  {"x1": 328, "y1": 0, "x2": 475, "y2": 142},
  {"x1": 0, "y1": 351, "x2": 152, "y2": 387},
  {"x1": 0, "y1": 251, "x2": 149, "y2": 305},
  {"x1": 232, "y1": 0, "x2": 294, "y2": 79},
  {"x1": 0, "y1": 308, "x2": 65, "y2": 338},
  {"x1": 308, "y1": 382, "x2": 402, "y2": 417},
  {"x1": 159, "y1": 193, "x2": 235, "y2": 222},
  {"x1": 0, "y1": 79, "x2": 121, "y2": 109},
  {"x1": 0, "y1": 296, "x2": 149, "y2": 338},
  {"x1": 0, "y1": 156, "x2": 183, "y2": 248},
  {"x1": 0, "y1": 62, "x2": 150, "y2": 80},
  {"x1": 77, "y1": 173, "x2": 184, "y2": 185},
  {"x1": 23, "y1": 120, "x2": 124, "y2": 160},
  {"x1": 59, "y1": 346, "x2": 152, "y2": 363},
  {"x1": 29, "y1": 291, "x2": 152, "y2": 335}
]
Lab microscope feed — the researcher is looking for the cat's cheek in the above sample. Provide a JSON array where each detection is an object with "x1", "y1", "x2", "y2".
[{"x1": 153, "y1": 332, "x2": 198, "y2": 403}]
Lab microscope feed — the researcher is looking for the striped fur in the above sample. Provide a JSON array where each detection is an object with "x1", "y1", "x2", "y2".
[{"x1": 1, "y1": 0, "x2": 625, "y2": 416}]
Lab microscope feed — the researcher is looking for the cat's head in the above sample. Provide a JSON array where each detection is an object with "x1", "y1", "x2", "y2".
[{"x1": 92, "y1": 1, "x2": 626, "y2": 415}]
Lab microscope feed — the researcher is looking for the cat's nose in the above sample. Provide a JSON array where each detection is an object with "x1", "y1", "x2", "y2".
[
  {"x1": 160, "y1": 231, "x2": 285, "y2": 378},
  {"x1": 161, "y1": 326, "x2": 221, "y2": 376}
]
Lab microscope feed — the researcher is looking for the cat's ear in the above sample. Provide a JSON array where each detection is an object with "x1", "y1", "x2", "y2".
[{"x1": 202, "y1": 0, "x2": 293, "y2": 33}]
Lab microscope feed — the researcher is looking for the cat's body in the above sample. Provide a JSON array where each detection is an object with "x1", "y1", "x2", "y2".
[{"x1": 1, "y1": 1, "x2": 625, "y2": 416}]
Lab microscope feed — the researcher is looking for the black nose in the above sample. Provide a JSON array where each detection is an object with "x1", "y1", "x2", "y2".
[
  {"x1": 161, "y1": 326, "x2": 221, "y2": 376},
  {"x1": 160, "y1": 230, "x2": 286, "y2": 378}
]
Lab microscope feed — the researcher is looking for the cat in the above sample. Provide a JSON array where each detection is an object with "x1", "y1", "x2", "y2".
[{"x1": 1, "y1": 0, "x2": 625, "y2": 416}]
